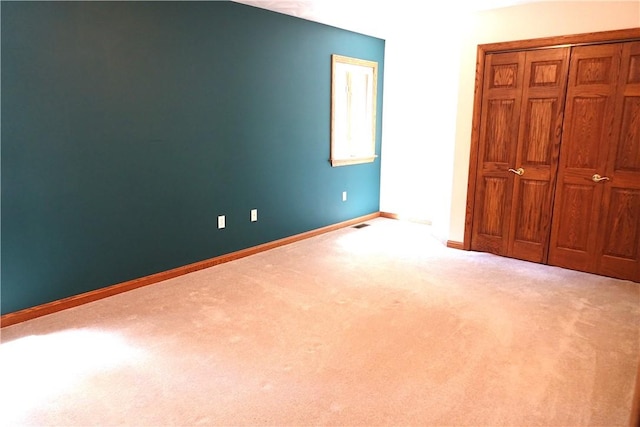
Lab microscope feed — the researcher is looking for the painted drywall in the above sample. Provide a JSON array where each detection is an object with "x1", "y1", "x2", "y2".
[
  {"x1": 379, "y1": 6, "x2": 463, "y2": 243},
  {"x1": 448, "y1": 1, "x2": 640, "y2": 243},
  {"x1": 379, "y1": 1, "x2": 638, "y2": 244},
  {"x1": 1, "y1": 1, "x2": 385, "y2": 314}
]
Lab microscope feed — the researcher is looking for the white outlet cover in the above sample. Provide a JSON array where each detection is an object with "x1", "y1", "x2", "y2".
[
  {"x1": 342, "y1": 191, "x2": 347, "y2": 201},
  {"x1": 250, "y1": 209, "x2": 258, "y2": 222},
  {"x1": 218, "y1": 215, "x2": 225, "y2": 229}
]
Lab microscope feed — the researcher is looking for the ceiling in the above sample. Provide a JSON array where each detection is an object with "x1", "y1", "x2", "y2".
[{"x1": 232, "y1": 0, "x2": 545, "y2": 38}]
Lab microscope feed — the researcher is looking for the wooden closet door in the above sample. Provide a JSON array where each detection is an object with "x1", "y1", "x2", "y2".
[
  {"x1": 471, "y1": 52, "x2": 525, "y2": 256},
  {"x1": 597, "y1": 41, "x2": 640, "y2": 282},
  {"x1": 508, "y1": 48, "x2": 570, "y2": 262},
  {"x1": 548, "y1": 43, "x2": 624, "y2": 274},
  {"x1": 471, "y1": 48, "x2": 570, "y2": 263}
]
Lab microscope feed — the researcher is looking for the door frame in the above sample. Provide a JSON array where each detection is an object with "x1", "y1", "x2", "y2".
[{"x1": 463, "y1": 27, "x2": 640, "y2": 250}]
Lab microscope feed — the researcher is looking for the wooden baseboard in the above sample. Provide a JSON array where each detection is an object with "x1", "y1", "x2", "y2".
[
  {"x1": 446, "y1": 240, "x2": 465, "y2": 250},
  {"x1": 379, "y1": 211, "x2": 399, "y2": 220},
  {"x1": 379, "y1": 211, "x2": 432, "y2": 225},
  {"x1": 0, "y1": 212, "x2": 380, "y2": 328}
]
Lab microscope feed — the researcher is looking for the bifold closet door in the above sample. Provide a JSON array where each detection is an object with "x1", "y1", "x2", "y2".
[
  {"x1": 598, "y1": 41, "x2": 640, "y2": 282},
  {"x1": 471, "y1": 48, "x2": 570, "y2": 263},
  {"x1": 548, "y1": 41, "x2": 640, "y2": 282}
]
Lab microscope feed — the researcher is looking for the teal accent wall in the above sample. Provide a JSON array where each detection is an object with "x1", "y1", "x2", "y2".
[{"x1": 1, "y1": 1, "x2": 384, "y2": 314}]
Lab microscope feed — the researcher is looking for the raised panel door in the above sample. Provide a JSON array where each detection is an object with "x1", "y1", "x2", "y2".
[
  {"x1": 508, "y1": 48, "x2": 570, "y2": 263},
  {"x1": 548, "y1": 43, "x2": 623, "y2": 273},
  {"x1": 472, "y1": 48, "x2": 570, "y2": 262},
  {"x1": 597, "y1": 41, "x2": 640, "y2": 282},
  {"x1": 471, "y1": 52, "x2": 524, "y2": 255}
]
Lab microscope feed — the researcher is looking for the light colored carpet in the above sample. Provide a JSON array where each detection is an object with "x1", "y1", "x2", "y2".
[{"x1": 1, "y1": 218, "x2": 639, "y2": 426}]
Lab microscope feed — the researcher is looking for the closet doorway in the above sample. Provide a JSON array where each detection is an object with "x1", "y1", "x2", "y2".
[{"x1": 464, "y1": 28, "x2": 640, "y2": 282}]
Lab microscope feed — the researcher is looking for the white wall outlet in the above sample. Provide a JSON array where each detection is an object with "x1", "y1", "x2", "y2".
[
  {"x1": 250, "y1": 209, "x2": 258, "y2": 222},
  {"x1": 342, "y1": 191, "x2": 347, "y2": 202},
  {"x1": 217, "y1": 215, "x2": 225, "y2": 229}
]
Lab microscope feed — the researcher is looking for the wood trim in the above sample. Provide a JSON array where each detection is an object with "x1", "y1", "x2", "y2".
[
  {"x1": 379, "y1": 211, "x2": 398, "y2": 220},
  {"x1": 463, "y1": 27, "x2": 640, "y2": 252},
  {"x1": 446, "y1": 240, "x2": 465, "y2": 250},
  {"x1": 0, "y1": 212, "x2": 380, "y2": 328},
  {"x1": 330, "y1": 155, "x2": 377, "y2": 167},
  {"x1": 480, "y1": 27, "x2": 640, "y2": 54},
  {"x1": 463, "y1": 43, "x2": 486, "y2": 251},
  {"x1": 379, "y1": 211, "x2": 432, "y2": 225}
]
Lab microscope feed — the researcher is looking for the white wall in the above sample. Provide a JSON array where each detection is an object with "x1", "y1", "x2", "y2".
[
  {"x1": 380, "y1": 1, "x2": 639, "y2": 244},
  {"x1": 379, "y1": 7, "x2": 466, "y2": 242}
]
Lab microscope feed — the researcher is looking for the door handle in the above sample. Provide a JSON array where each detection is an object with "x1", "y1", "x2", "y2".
[
  {"x1": 592, "y1": 174, "x2": 610, "y2": 183},
  {"x1": 508, "y1": 167, "x2": 525, "y2": 176}
]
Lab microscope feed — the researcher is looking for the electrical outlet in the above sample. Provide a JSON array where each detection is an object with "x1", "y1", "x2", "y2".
[
  {"x1": 342, "y1": 191, "x2": 347, "y2": 202},
  {"x1": 217, "y1": 215, "x2": 225, "y2": 229},
  {"x1": 250, "y1": 209, "x2": 258, "y2": 222}
]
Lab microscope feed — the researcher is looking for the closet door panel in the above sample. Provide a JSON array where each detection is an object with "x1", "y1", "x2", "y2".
[
  {"x1": 484, "y1": 99, "x2": 517, "y2": 163},
  {"x1": 553, "y1": 183, "x2": 596, "y2": 251},
  {"x1": 509, "y1": 48, "x2": 570, "y2": 263},
  {"x1": 471, "y1": 52, "x2": 524, "y2": 255},
  {"x1": 599, "y1": 188, "x2": 640, "y2": 281},
  {"x1": 564, "y1": 97, "x2": 608, "y2": 168},
  {"x1": 614, "y1": 97, "x2": 640, "y2": 170},
  {"x1": 548, "y1": 44, "x2": 623, "y2": 273},
  {"x1": 597, "y1": 41, "x2": 640, "y2": 281},
  {"x1": 521, "y1": 98, "x2": 558, "y2": 164},
  {"x1": 476, "y1": 176, "x2": 509, "y2": 238},
  {"x1": 512, "y1": 180, "x2": 549, "y2": 242}
]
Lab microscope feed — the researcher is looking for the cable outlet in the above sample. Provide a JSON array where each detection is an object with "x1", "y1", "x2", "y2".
[
  {"x1": 342, "y1": 191, "x2": 347, "y2": 202},
  {"x1": 217, "y1": 215, "x2": 225, "y2": 229},
  {"x1": 250, "y1": 209, "x2": 258, "y2": 222}
]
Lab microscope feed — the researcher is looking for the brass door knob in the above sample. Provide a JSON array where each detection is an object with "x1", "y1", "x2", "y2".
[
  {"x1": 508, "y1": 167, "x2": 525, "y2": 176},
  {"x1": 592, "y1": 174, "x2": 610, "y2": 183}
]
